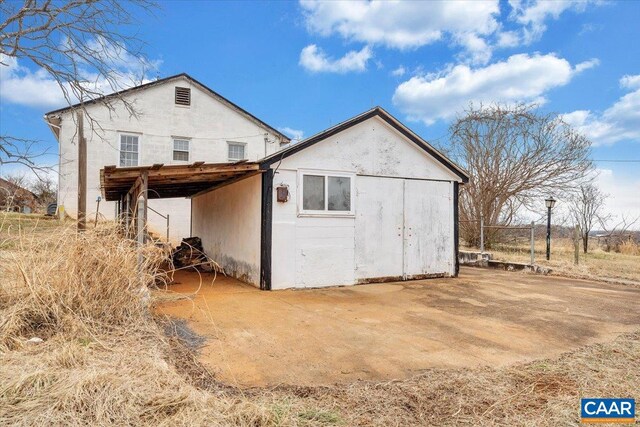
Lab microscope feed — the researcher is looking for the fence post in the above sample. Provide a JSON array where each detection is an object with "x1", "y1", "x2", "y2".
[
  {"x1": 166, "y1": 214, "x2": 170, "y2": 243},
  {"x1": 480, "y1": 214, "x2": 485, "y2": 253},
  {"x1": 530, "y1": 221, "x2": 535, "y2": 265},
  {"x1": 574, "y1": 224, "x2": 580, "y2": 265}
]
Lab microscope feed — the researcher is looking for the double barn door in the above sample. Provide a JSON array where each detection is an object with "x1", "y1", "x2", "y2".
[{"x1": 354, "y1": 176, "x2": 453, "y2": 281}]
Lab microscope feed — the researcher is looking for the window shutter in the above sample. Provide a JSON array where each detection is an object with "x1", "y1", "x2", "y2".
[{"x1": 175, "y1": 87, "x2": 191, "y2": 106}]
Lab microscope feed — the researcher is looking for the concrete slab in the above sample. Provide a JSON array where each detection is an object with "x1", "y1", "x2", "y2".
[{"x1": 156, "y1": 267, "x2": 640, "y2": 387}]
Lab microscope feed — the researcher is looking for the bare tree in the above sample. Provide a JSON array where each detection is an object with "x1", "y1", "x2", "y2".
[
  {"x1": 30, "y1": 174, "x2": 57, "y2": 206},
  {"x1": 569, "y1": 183, "x2": 608, "y2": 253},
  {"x1": 449, "y1": 104, "x2": 593, "y2": 247},
  {"x1": 0, "y1": 0, "x2": 157, "y2": 172},
  {"x1": 0, "y1": 173, "x2": 37, "y2": 212}
]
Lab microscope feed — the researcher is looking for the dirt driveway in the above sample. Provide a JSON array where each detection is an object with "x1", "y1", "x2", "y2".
[{"x1": 157, "y1": 267, "x2": 640, "y2": 387}]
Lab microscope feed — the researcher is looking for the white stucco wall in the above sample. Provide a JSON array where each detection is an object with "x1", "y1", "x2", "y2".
[
  {"x1": 191, "y1": 174, "x2": 262, "y2": 286},
  {"x1": 270, "y1": 116, "x2": 458, "y2": 289},
  {"x1": 53, "y1": 75, "x2": 284, "y2": 243}
]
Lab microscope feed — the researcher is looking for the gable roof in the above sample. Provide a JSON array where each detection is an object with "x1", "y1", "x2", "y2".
[
  {"x1": 260, "y1": 107, "x2": 469, "y2": 183},
  {"x1": 43, "y1": 73, "x2": 290, "y2": 142}
]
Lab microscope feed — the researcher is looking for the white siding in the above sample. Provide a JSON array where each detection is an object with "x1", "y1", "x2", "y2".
[
  {"x1": 272, "y1": 168, "x2": 355, "y2": 289},
  {"x1": 54, "y1": 76, "x2": 283, "y2": 243},
  {"x1": 191, "y1": 174, "x2": 262, "y2": 286},
  {"x1": 271, "y1": 116, "x2": 457, "y2": 289},
  {"x1": 274, "y1": 115, "x2": 460, "y2": 181}
]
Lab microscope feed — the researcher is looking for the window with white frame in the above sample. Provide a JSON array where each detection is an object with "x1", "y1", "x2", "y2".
[
  {"x1": 173, "y1": 139, "x2": 189, "y2": 161},
  {"x1": 227, "y1": 142, "x2": 246, "y2": 161},
  {"x1": 119, "y1": 134, "x2": 139, "y2": 167},
  {"x1": 300, "y1": 172, "x2": 353, "y2": 214}
]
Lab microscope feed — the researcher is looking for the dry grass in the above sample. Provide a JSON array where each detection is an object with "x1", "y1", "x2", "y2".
[
  {"x1": 467, "y1": 238, "x2": 640, "y2": 284},
  {"x1": 1, "y1": 214, "x2": 639, "y2": 426}
]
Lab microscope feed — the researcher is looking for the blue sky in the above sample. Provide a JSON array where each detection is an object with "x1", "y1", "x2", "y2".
[{"x1": 0, "y1": 0, "x2": 638, "y2": 220}]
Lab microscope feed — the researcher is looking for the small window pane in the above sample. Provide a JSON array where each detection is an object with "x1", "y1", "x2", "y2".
[
  {"x1": 303, "y1": 175, "x2": 325, "y2": 211},
  {"x1": 228, "y1": 143, "x2": 245, "y2": 160},
  {"x1": 328, "y1": 176, "x2": 351, "y2": 211},
  {"x1": 173, "y1": 150, "x2": 189, "y2": 161},
  {"x1": 174, "y1": 139, "x2": 189, "y2": 151}
]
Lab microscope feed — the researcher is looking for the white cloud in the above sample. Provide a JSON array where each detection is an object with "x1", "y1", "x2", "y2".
[
  {"x1": 301, "y1": 0, "x2": 500, "y2": 49},
  {"x1": 594, "y1": 168, "x2": 640, "y2": 227},
  {"x1": 509, "y1": 0, "x2": 593, "y2": 44},
  {"x1": 621, "y1": 74, "x2": 640, "y2": 90},
  {"x1": 392, "y1": 53, "x2": 593, "y2": 125},
  {"x1": 0, "y1": 42, "x2": 161, "y2": 109},
  {"x1": 496, "y1": 31, "x2": 520, "y2": 48},
  {"x1": 299, "y1": 1, "x2": 598, "y2": 66},
  {"x1": 391, "y1": 66, "x2": 406, "y2": 77},
  {"x1": 563, "y1": 74, "x2": 640, "y2": 146},
  {"x1": 300, "y1": 0, "x2": 499, "y2": 64},
  {"x1": 278, "y1": 127, "x2": 305, "y2": 141},
  {"x1": 299, "y1": 44, "x2": 372, "y2": 73},
  {"x1": 0, "y1": 55, "x2": 69, "y2": 108},
  {"x1": 454, "y1": 32, "x2": 493, "y2": 65},
  {"x1": 574, "y1": 58, "x2": 599, "y2": 73}
]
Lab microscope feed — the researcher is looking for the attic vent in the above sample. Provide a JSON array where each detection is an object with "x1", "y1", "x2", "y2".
[{"x1": 175, "y1": 87, "x2": 191, "y2": 106}]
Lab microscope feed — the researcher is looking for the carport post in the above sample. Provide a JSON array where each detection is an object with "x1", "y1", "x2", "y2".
[{"x1": 530, "y1": 221, "x2": 535, "y2": 265}]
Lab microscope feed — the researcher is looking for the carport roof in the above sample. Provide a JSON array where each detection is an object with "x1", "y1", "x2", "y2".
[{"x1": 100, "y1": 161, "x2": 262, "y2": 201}]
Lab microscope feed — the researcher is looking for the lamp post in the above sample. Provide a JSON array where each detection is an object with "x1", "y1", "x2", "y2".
[{"x1": 545, "y1": 196, "x2": 556, "y2": 260}]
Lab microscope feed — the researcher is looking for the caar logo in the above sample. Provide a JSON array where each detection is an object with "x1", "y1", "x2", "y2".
[{"x1": 581, "y1": 398, "x2": 635, "y2": 423}]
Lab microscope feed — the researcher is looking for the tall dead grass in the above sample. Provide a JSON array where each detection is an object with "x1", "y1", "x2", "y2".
[{"x1": 0, "y1": 223, "x2": 286, "y2": 426}]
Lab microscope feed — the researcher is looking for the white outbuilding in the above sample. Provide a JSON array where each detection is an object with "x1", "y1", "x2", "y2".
[{"x1": 102, "y1": 107, "x2": 469, "y2": 290}]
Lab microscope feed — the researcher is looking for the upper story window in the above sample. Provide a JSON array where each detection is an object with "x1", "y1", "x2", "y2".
[
  {"x1": 119, "y1": 134, "x2": 139, "y2": 167},
  {"x1": 227, "y1": 142, "x2": 246, "y2": 161},
  {"x1": 173, "y1": 139, "x2": 189, "y2": 161},
  {"x1": 175, "y1": 87, "x2": 191, "y2": 106},
  {"x1": 300, "y1": 172, "x2": 354, "y2": 215}
]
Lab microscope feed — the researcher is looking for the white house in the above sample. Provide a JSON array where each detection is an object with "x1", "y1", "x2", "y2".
[
  {"x1": 186, "y1": 107, "x2": 469, "y2": 289},
  {"x1": 44, "y1": 74, "x2": 290, "y2": 242}
]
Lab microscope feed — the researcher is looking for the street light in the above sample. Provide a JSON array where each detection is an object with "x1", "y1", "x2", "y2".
[{"x1": 545, "y1": 196, "x2": 556, "y2": 260}]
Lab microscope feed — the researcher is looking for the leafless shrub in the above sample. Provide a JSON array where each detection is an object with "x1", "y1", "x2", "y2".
[{"x1": 598, "y1": 215, "x2": 640, "y2": 253}]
